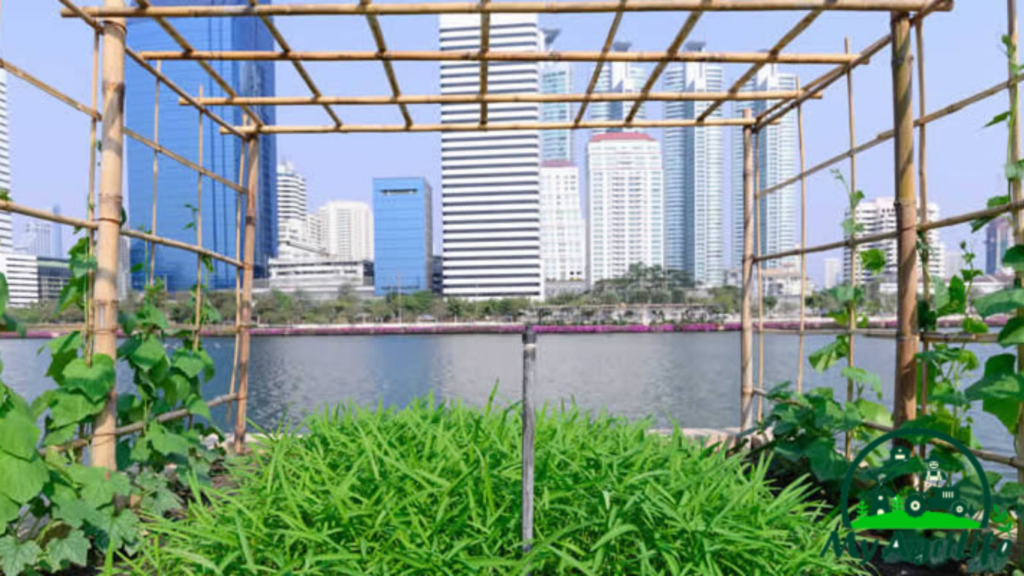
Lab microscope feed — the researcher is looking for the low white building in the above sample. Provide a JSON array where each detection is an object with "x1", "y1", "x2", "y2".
[{"x1": 265, "y1": 256, "x2": 373, "y2": 300}]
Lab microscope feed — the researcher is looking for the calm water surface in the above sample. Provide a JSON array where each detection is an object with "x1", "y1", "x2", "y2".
[{"x1": 0, "y1": 333, "x2": 1015, "y2": 467}]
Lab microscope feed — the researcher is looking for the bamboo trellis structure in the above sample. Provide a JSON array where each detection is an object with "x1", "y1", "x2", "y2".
[{"x1": 7, "y1": 0, "x2": 1024, "y2": 558}]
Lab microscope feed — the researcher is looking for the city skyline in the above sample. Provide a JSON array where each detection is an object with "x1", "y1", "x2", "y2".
[{"x1": 3, "y1": 3, "x2": 1009, "y2": 289}]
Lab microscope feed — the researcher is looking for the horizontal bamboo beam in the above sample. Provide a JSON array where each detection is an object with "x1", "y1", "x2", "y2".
[
  {"x1": 122, "y1": 227, "x2": 243, "y2": 268},
  {"x1": 189, "y1": 90, "x2": 822, "y2": 107},
  {"x1": 224, "y1": 117, "x2": 759, "y2": 134},
  {"x1": 64, "y1": 0, "x2": 954, "y2": 17},
  {"x1": 139, "y1": 49, "x2": 857, "y2": 65},
  {"x1": 44, "y1": 393, "x2": 240, "y2": 455},
  {"x1": 0, "y1": 57, "x2": 100, "y2": 120},
  {"x1": 759, "y1": 68, "x2": 1024, "y2": 198},
  {"x1": 754, "y1": 327, "x2": 897, "y2": 338},
  {"x1": 920, "y1": 331, "x2": 999, "y2": 343},
  {"x1": 0, "y1": 200, "x2": 96, "y2": 230},
  {"x1": 750, "y1": 388, "x2": 1022, "y2": 470}
]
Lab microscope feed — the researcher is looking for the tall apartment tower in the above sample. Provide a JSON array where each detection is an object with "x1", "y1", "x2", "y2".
[
  {"x1": 987, "y1": 217, "x2": 1013, "y2": 274},
  {"x1": 731, "y1": 65, "x2": 797, "y2": 270},
  {"x1": 540, "y1": 29, "x2": 573, "y2": 163},
  {"x1": 663, "y1": 42, "x2": 725, "y2": 287},
  {"x1": 126, "y1": 0, "x2": 277, "y2": 291},
  {"x1": 540, "y1": 162, "x2": 586, "y2": 283},
  {"x1": 843, "y1": 197, "x2": 945, "y2": 284},
  {"x1": 318, "y1": 201, "x2": 374, "y2": 262},
  {"x1": 439, "y1": 14, "x2": 544, "y2": 300},
  {"x1": 587, "y1": 133, "x2": 664, "y2": 283},
  {"x1": 277, "y1": 161, "x2": 308, "y2": 227},
  {"x1": 0, "y1": 70, "x2": 15, "y2": 252},
  {"x1": 590, "y1": 42, "x2": 648, "y2": 134}
]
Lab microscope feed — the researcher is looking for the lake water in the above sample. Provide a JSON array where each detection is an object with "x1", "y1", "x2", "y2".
[{"x1": 1, "y1": 332, "x2": 1016, "y2": 471}]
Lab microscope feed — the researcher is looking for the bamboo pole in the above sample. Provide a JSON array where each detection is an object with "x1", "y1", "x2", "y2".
[
  {"x1": 844, "y1": 36, "x2": 858, "y2": 460},
  {"x1": 85, "y1": 30, "x2": 99, "y2": 364},
  {"x1": 192, "y1": 86, "x2": 205, "y2": 351},
  {"x1": 189, "y1": 90, "x2": 823, "y2": 107},
  {"x1": 575, "y1": 3, "x2": 625, "y2": 127},
  {"x1": 699, "y1": 9, "x2": 821, "y2": 122},
  {"x1": 796, "y1": 81, "x2": 807, "y2": 394},
  {"x1": 234, "y1": 135, "x2": 259, "y2": 454},
  {"x1": 361, "y1": 0, "x2": 413, "y2": 127},
  {"x1": 755, "y1": 130, "x2": 766, "y2": 420},
  {"x1": 915, "y1": 19, "x2": 931, "y2": 459},
  {"x1": 1006, "y1": 0, "x2": 1024, "y2": 559},
  {"x1": 149, "y1": 63, "x2": 161, "y2": 285},
  {"x1": 521, "y1": 326, "x2": 537, "y2": 557},
  {"x1": 227, "y1": 120, "x2": 248, "y2": 425},
  {"x1": 67, "y1": 0, "x2": 956, "y2": 18},
  {"x1": 143, "y1": 49, "x2": 859, "y2": 65},
  {"x1": 891, "y1": 11, "x2": 918, "y2": 435},
  {"x1": 90, "y1": 0, "x2": 126, "y2": 472},
  {"x1": 624, "y1": 11, "x2": 702, "y2": 123},
  {"x1": 740, "y1": 109, "x2": 755, "y2": 431},
  {"x1": 225, "y1": 117, "x2": 759, "y2": 135},
  {"x1": 245, "y1": 0, "x2": 342, "y2": 127}
]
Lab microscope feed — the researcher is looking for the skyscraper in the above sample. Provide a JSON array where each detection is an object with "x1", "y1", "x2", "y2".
[
  {"x1": 663, "y1": 43, "x2": 725, "y2": 287},
  {"x1": 731, "y1": 65, "x2": 797, "y2": 270},
  {"x1": 373, "y1": 177, "x2": 433, "y2": 296},
  {"x1": 126, "y1": 0, "x2": 277, "y2": 292},
  {"x1": 439, "y1": 14, "x2": 543, "y2": 300},
  {"x1": 844, "y1": 197, "x2": 945, "y2": 284},
  {"x1": 275, "y1": 162, "x2": 321, "y2": 258},
  {"x1": 277, "y1": 161, "x2": 307, "y2": 227},
  {"x1": 590, "y1": 42, "x2": 648, "y2": 134},
  {"x1": 587, "y1": 133, "x2": 664, "y2": 283},
  {"x1": 540, "y1": 29, "x2": 572, "y2": 164},
  {"x1": 16, "y1": 221, "x2": 51, "y2": 257},
  {"x1": 824, "y1": 257, "x2": 841, "y2": 289},
  {"x1": 540, "y1": 162, "x2": 585, "y2": 284},
  {"x1": 0, "y1": 70, "x2": 15, "y2": 253},
  {"x1": 986, "y1": 217, "x2": 1013, "y2": 274},
  {"x1": 51, "y1": 205, "x2": 63, "y2": 258},
  {"x1": 319, "y1": 201, "x2": 373, "y2": 262}
]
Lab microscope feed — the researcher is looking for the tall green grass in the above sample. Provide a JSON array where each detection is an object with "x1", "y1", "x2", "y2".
[{"x1": 128, "y1": 394, "x2": 863, "y2": 575}]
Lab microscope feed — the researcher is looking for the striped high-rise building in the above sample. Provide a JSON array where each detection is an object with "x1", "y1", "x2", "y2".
[
  {"x1": 277, "y1": 161, "x2": 307, "y2": 226},
  {"x1": 663, "y1": 42, "x2": 725, "y2": 287},
  {"x1": 590, "y1": 42, "x2": 647, "y2": 135},
  {"x1": 439, "y1": 14, "x2": 544, "y2": 300},
  {"x1": 0, "y1": 70, "x2": 15, "y2": 252},
  {"x1": 731, "y1": 65, "x2": 797, "y2": 270}
]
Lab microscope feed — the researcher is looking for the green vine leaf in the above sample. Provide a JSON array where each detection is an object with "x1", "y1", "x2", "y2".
[
  {"x1": 61, "y1": 354, "x2": 116, "y2": 403},
  {"x1": 841, "y1": 366, "x2": 882, "y2": 399},
  {"x1": 0, "y1": 494, "x2": 18, "y2": 525},
  {"x1": 970, "y1": 196, "x2": 1010, "y2": 232},
  {"x1": 961, "y1": 317, "x2": 989, "y2": 335},
  {"x1": 809, "y1": 337, "x2": 848, "y2": 373},
  {"x1": 859, "y1": 248, "x2": 887, "y2": 277},
  {"x1": 68, "y1": 465, "x2": 132, "y2": 508},
  {"x1": 129, "y1": 336, "x2": 167, "y2": 371},
  {"x1": 44, "y1": 529, "x2": 90, "y2": 570},
  {"x1": 0, "y1": 398, "x2": 41, "y2": 460},
  {"x1": 49, "y1": 390, "x2": 105, "y2": 430},
  {"x1": 0, "y1": 536, "x2": 42, "y2": 576},
  {"x1": 1002, "y1": 244, "x2": 1024, "y2": 273},
  {"x1": 0, "y1": 451, "x2": 49, "y2": 504},
  {"x1": 998, "y1": 316, "x2": 1024, "y2": 347},
  {"x1": 973, "y1": 288, "x2": 1024, "y2": 318}
]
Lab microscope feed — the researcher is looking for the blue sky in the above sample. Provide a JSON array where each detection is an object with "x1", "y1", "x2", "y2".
[{"x1": 0, "y1": 1, "x2": 1012, "y2": 284}]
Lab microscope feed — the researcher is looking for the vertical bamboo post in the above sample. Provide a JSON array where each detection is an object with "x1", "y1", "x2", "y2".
[
  {"x1": 521, "y1": 325, "x2": 536, "y2": 557},
  {"x1": 149, "y1": 62, "x2": 161, "y2": 285},
  {"x1": 915, "y1": 19, "x2": 931, "y2": 459},
  {"x1": 85, "y1": 29, "x2": 100, "y2": 365},
  {"x1": 891, "y1": 11, "x2": 918, "y2": 434},
  {"x1": 740, "y1": 109, "x2": 755, "y2": 431},
  {"x1": 796, "y1": 79, "x2": 808, "y2": 394},
  {"x1": 91, "y1": 0, "x2": 127, "y2": 471},
  {"x1": 233, "y1": 135, "x2": 259, "y2": 454},
  {"x1": 192, "y1": 86, "x2": 205, "y2": 351},
  {"x1": 844, "y1": 36, "x2": 858, "y2": 460},
  {"x1": 1006, "y1": 0, "x2": 1024, "y2": 558},
  {"x1": 754, "y1": 131, "x2": 765, "y2": 420},
  {"x1": 227, "y1": 120, "x2": 248, "y2": 425}
]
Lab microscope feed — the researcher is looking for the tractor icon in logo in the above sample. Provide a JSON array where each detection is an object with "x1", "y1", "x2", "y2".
[{"x1": 904, "y1": 485, "x2": 970, "y2": 518}]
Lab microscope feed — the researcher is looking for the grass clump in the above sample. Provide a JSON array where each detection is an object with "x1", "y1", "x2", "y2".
[{"x1": 128, "y1": 394, "x2": 863, "y2": 575}]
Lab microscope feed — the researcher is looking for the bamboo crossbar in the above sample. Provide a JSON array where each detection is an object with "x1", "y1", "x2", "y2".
[
  {"x1": 758, "y1": 69, "x2": 1024, "y2": 199},
  {"x1": 750, "y1": 388, "x2": 1022, "y2": 470},
  {"x1": 574, "y1": 2, "x2": 624, "y2": 126},
  {"x1": 139, "y1": 49, "x2": 859, "y2": 65},
  {"x1": 124, "y1": 128, "x2": 246, "y2": 194},
  {"x1": 122, "y1": 227, "x2": 243, "y2": 268},
  {"x1": 225, "y1": 117, "x2": 759, "y2": 134},
  {"x1": 626, "y1": 11, "x2": 702, "y2": 123},
  {"x1": 188, "y1": 90, "x2": 821, "y2": 107},
  {"x1": 44, "y1": 393, "x2": 240, "y2": 455},
  {"x1": 65, "y1": 0, "x2": 955, "y2": 18}
]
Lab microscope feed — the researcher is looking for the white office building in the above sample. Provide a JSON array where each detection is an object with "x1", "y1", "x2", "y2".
[
  {"x1": 587, "y1": 132, "x2": 664, "y2": 283},
  {"x1": 0, "y1": 253, "x2": 38, "y2": 307},
  {"x1": 439, "y1": 14, "x2": 544, "y2": 300},
  {"x1": 540, "y1": 161, "x2": 585, "y2": 283},
  {"x1": 824, "y1": 257, "x2": 842, "y2": 289},
  {"x1": 731, "y1": 65, "x2": 797, "y2": 270},
  {"x1": 266, "y1": 257, "x2": 373, "y2": 300},
  {"x1": 590, "y1": 42, "x2": 648, "y2": 134},
  {"x1": 844, "y1": 197, "x2": 945, "y2": 284},
  {"x1": 0, "y1": 70, "x2": 15, "y2": 252},
  {"x1": 16, "y1": 221, "x2": 52, "y2": 257},
  {"x1": 277, "y1": 161, "x2": 308, "y2": 226},
  {"x1": 318, "y1": 200, "x2": 373, "y2": 262},
  {"x1": 663, "y1": 43, "x2": 724, "y2": 287}
]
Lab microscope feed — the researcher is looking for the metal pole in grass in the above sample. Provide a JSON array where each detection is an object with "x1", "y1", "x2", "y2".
[{"x1": 521, "y1": 325, "x2": 536, "y2": 560}]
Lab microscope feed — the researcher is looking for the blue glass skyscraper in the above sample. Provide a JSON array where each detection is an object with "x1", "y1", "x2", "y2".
[
  {"x1": 373, "y1": 178, "x2": 432, "y2": 296},
  {"x1": 126, "y1": 0, "x2": 277, "y2": 292}
]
